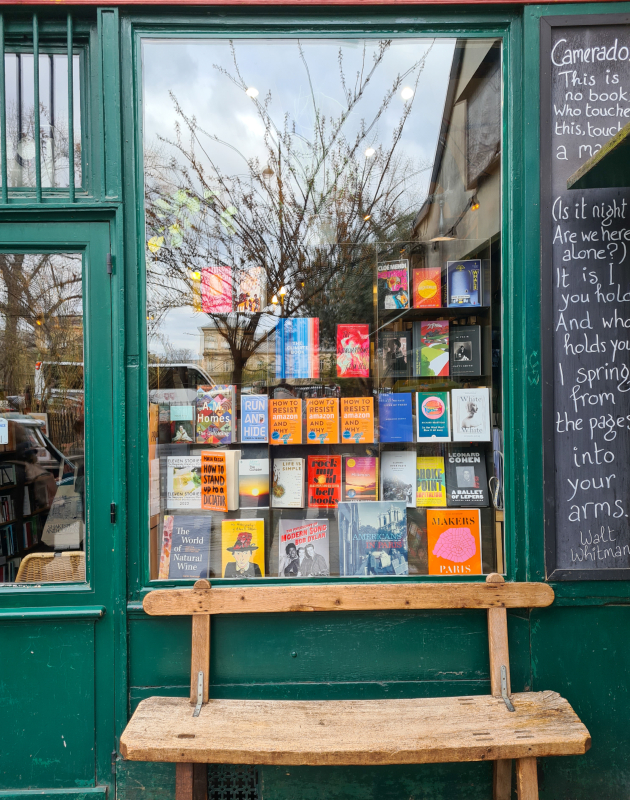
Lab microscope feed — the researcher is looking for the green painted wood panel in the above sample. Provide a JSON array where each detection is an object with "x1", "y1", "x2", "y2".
[{"x1": 0, "y1": 791, "x2": 106, "y2": 799}]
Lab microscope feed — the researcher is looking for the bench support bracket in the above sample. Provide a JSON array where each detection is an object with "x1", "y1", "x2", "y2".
[
  {"x1": 193, "y1": 671, "x2": 204, "y2": 718},
  {"x1": 501, "y1": 665, "x2": 515, "y2": 712}
]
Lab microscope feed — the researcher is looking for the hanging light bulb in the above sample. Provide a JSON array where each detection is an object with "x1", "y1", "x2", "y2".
[
  {"x1": 271, "y1": 295, "x2": 279, "y2": 305},
  {"x1": 471, "y1": 195, "x2": 480, "y2": 211}
]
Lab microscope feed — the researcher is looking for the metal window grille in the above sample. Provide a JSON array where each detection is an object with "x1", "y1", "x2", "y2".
[{"x1": 208, "y1": 765, "x2": 259, "y2": 800}]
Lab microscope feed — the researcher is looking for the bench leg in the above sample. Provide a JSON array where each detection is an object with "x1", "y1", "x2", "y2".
[
  {"x1": 516, "y1": 757, "x2": 538, "y2": 800},
  {"x1": 493, "y1": 759, "x2": 512, "y2": 800},
  {"x1": 176, "y1": 763, "x2": 207, "y2": 800}
]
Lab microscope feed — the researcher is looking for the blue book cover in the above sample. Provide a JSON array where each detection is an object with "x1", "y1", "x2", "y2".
[
  {"x1": 338, "y1": 501, "x2": 408, "y2": 576},
  {"x1": 241, "y1": 394, "x2": 269, "y2": 443},
  {"x1": 275, "y1": 318, "x2": 287, "y2": 379},
  {"x1": 378, "y1": 393, "x2": 413, "y2": 443},
  {"x1": 446, "y1": 259, "x2": 483, "y2": 307},
  {"x1": 166, "y1": 515, "x2": 211, "y2": 579},
  {"x1": 275, "y1": 318, "x2": 320, "y2": 379}
]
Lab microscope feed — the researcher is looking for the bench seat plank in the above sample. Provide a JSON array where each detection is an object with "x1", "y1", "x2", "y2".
[{"x1": 120, "y1": 692, "x2": 590, "y2": 767}]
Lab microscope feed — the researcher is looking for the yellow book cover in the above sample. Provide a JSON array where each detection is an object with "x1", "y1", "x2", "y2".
[
  {"x1": 306, "y1": 398, "x2": 339, "y2": 444},
  {"x1": 416, "y1": 457, "x2": 446, "y2": 507},
  {"x1": 340, "y1": 397, "x2": 375, "y2": 444},
  {"x1": 270, "y1": 398, "x2": 302, "y2": 444},
  {"x1": 221, "y1": 519, "x2": 265, "y2": 578}
]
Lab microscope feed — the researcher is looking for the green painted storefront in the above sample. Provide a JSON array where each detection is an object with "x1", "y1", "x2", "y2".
[{"x1": 0, "y1": 3, "x2": 629, "y2": 799}]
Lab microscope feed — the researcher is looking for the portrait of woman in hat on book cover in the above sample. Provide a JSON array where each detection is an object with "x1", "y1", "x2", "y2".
[{"x1": 223, "y1": 531, "x2": 262, "y2": 578}]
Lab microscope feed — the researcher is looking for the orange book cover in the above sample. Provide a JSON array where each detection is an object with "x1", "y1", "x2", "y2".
[
  {"x1": 340, "y1": 397, "x2": 375, "y2": 444},
  {"x1": 200, "y1": 451, "x2": 228, "y2": 512},
  {"x1": 426, "y1": 508, "x2": 482, "y2": 576},
  {"x1": 269, "y1": 398, "x2": 302, "y2": 445},
  {"x1": 413, "y1": 267, "x2": 442, "y2": 308},
  {"x1": 306, "y1": 398, "x2": 339, "y2": 444}
]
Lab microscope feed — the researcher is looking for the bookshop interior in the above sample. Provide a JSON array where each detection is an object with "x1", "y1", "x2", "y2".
[{"x1": 0, "y1": 35, "x2": 503, "y2": 583}]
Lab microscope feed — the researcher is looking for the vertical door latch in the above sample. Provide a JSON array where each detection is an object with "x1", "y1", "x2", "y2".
[{"x1": 110, "y1": 503, "x2": 116, "y2": 524}]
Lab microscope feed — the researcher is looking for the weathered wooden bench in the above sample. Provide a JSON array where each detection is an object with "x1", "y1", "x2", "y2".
[{"x1": 120, "y1": 575, "x2": 590, "y2": 800}]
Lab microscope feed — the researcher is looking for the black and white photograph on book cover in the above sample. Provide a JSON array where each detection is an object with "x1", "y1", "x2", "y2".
[{"x1": 278, "y1": 519, "x2": 330, "y2": 577}]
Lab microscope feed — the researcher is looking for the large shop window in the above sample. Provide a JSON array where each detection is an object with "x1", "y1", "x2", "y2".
[{"x1": 143, "y1": 37, "x2": 504, "y2": 581}]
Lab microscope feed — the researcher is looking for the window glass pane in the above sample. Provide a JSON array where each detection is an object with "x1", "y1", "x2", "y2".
[
  {"x1": 0, "y1": 253, "x2": 84, "y2": 584},
  {"x1": 143, "y1": 37, "x2": 503, "y2": 581},
  {"x1": 4, "y1": 54, "x2": 81, "y2": 189}
]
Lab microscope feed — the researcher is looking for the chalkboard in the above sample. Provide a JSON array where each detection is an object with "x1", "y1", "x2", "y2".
[{"x1": 541, "y1": 15, "x2": 630, "y2": 579}]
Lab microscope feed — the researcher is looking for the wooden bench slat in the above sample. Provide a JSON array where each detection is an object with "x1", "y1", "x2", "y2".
[
  {"x1": 120, "y1": 692, "x2": 590, "y2": 767},
  {"x1": 143, "y1": 582, "x2": 555, "y2": 616}
]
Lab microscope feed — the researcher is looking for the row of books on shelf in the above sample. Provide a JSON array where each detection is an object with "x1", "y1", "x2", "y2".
[
  {"x1": 0, "y1": 518, "x2": 40, "y2": 557},
  {"x1": 158, "y1": 504, "x2": 484, "y2": 580},
  {"x1": 166, "y1": 446, "x2": 490, "y2": 512},
  {"x1": 0, "y1": 557, "x2": 20, "y2": 582},
  {"x1": 158, "y1": 387, "x2": 491, "y2": 447}
]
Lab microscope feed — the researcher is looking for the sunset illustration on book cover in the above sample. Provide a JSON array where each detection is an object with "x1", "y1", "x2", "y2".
[
  {"x1": 306, "y1": 398, "x2": 339, "y2": 444},
  {"x1": 413, "y1": 267, "x2": 441, "y2": 308},
  {"x1": 336, "y1": 324, "x2": 370, "y2": 377},
  {"x1": 426, "y1": 508, "x2": 482, "y2": 575},
  {"x1": 201, "y1": 265, "x2": 232, "y2": 313},
  {"x1": 343, "y1": 456, "x2": 378, "y2": 501}
]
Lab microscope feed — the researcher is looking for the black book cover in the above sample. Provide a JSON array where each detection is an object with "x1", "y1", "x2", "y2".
[
  {"x1": 445, "y1": 446, "x2": 489, "y2": 507},
  {"x1": 450, "y1": 325, "x2": 481, "y2": 377},
  {"x1": 379, "y1": 330, "x2": 411, "y2": 378}
]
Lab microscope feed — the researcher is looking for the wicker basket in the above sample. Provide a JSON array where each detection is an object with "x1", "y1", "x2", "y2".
[{"x1": 15, "y1": 552, "x2": 85, "y2": 583}]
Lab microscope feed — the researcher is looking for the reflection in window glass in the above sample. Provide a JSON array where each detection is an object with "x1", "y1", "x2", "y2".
[
  {"x1": 0, "y1": 253, "x2": 84, "y2": 584},
  {"x1": 4, "y1": 54, "x2": 82, "y2": 189},
  {"x1": 143, "y1": 38, "x2": 503, "y2": 581}
]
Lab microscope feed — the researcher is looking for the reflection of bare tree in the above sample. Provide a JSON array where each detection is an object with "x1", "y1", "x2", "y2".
[{"x1": 145, "y1": 40, "x2": 433, "y2": 386}]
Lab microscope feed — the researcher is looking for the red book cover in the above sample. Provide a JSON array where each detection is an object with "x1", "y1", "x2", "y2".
[
  {"x1": 307, "y1": 456, "x2": 341, "y2": 509},
  {"x1": 336, "y1": 324, "x2": 370, "y2": 378},
  {"x1": 413, "y1": 268, "x2": 441, "y2": 308}
]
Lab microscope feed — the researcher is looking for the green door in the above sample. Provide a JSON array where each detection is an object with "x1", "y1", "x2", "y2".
[{"x1": 0, "y1": 220, "x2": 116, "y2": 798}]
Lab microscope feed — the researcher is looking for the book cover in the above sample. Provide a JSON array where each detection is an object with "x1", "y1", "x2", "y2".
[
  {"x1": 416, "y1": 457, "x2": 447, "y2": 507},
  {"x1": 278, "y1": 519, "x2": 330, "y2": 577},
  {"x1": 200, "y1": 451, "x2": 228, "y2": 512},
  {"x1": 307, "y1": 455, "x2": 341, "y2": 509},
  {"x1": 378, "y1": 394, "x2": 413, "y2": 443},
  {"x1": 272, "y1": 458, "x2": 304, "y2": 508},
  {"x1": 221, "y1": 519, "x2": 265, "y2": 578},
  {"x1": 237, "y1": 267, "x2": 265, "y2": 312},
  {"x1": 241, "y1": 394, "x2": 269, "y2": 443},
  {"x1": 336, "y1": 324, "x2": 370, "y2": 378},
  {"x1": 306, "y1": 398, "x2": 339, "y2": 444},
  {"x1": 379, "y1": 329, "x2": 411, "y2": 379},
  {"x1": 196, "y1": 385, "x2": 235, "y2": 445},
  {"x1": 338, "y1": 501, "x2": 408, "y2": 576},
  {"x1": 446, "y1": 259, "x2": 483, "y2": 308},
  {"x1": 166, "y1": 456, "x2": 202, "y2": 509},
  {"x1": 416, "y1": 391, "x2": 451, "y2": 442},
  {"x1": 413, "y1": 267, "x2": 441, "y2": 308},
  {"x1": 343, "y1": 456, "x2": 378, "y2": 502},
  {"x1": 158, "y1": 515, "x2": 173, "y2": 579},
  {"x1": 451, "y1": 388, "x2": 491, "y2": 442},
  {"x1": 450, "y1": 325, "x2": 482, "y2": 377},
  {"x1": 158, "y1": 403, "x2": 171, "y2": 444},
  {"x1": 202, "y1": 265, "x2": 233, "y2": 313},
  {"x1": 414, "y1": 320, "x2": 449, "y2": 377},
  {"x1": 426, "y1": 508, "x2": 482, "y2": 575},
  {"x1": 239, "y1": 459, "x2": 270, "y2": 508},
  {"x1": 381, "y1": 451, "x2": 416, "y2": 508},
  {"x1": 445, "y1": 446, "x2": 489, "y2": 507},
  {"x1": 170, "y1": 404, "x2": 195, "y2": 443},
  {"x1": 340, "y1": 397, "x2": 375, "y2": 444},
  {"x1": 166, "y1": 515, "x2": 211, "y2": 579},
  {"x1": 275, "y1": 318, "x2": 320, "y2": 379},
  {"x1": 269, "y1": 398, "x2": 302, "y2": 444},
  {"x1": 377, "y1": 260, "x2": 410, "y2": 310}
]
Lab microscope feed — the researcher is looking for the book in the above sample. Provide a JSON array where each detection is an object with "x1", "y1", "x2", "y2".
[
  {"x1": 158, "y1": 515, "x2": 173, "y2": 579},
  {"x1": 272, "y1": 458, "x2": 305, "y2": 508},
  {"x1": 426, "y1": 508, "x2": 482, "y2": 575},
  {"x1": 237, "y1": 267, "x2": 265, "y2": 312},
  {"x1": 340, "y1": 397, "x2": 375, "y2": 444},
  {"x1": 307, "y1": 455, "x2": 341, "y2": 509},
  {"x1": 306, "y1": 398, "x2": 339, "y2": 444},
  {"x1": 338, "y1": 501, "x2": 408, "y2": 576},
  {"x1": 343, "y1": 456, "x2": 378, "y2": 502},
  {"x1": 275, "y1": 318, "x2": 320, "y2": 379},
  {"x1": 416, "y1": 457, "x2": 447, "y2": 507},
  {"x1": 414, "y1": 320, "x2": 449, "y2": 377},
  {"x1": 166, "y1": 456, "x2": 201, "y2": 509},
  {"x1": 241, "y1": 394, "x2": 269, "y2": 443},
  {"x1": 170, "y1": 404, "x2": 195, "y2": 444},
  {"x1": 379, "y1": 330, "x2": 411, "y2": 378},
  {"x1": 239, "y1": 459, "x2": 270, "y2": 508},
  {"x1": 221, "y1": 519, "x2": 265, "y2": 578},
  {"x1": 451, "y1": 388, "x2": 491, "y2": 442},
  {"x1": 413, "y1": 267, "x2": 441, "y2": 308},
  {"x1": 416, "y1": 391, "x2": 451, "y2": 442},
  {"x1": 164, "y1": 515, "x2": 211, "y2": 579},
  {"x1": 381, "y1": 451, "x2": 416, "y2": 508},
  {"x1": 450, "y1": 325, "x2": 482, "y2": 377},
  {"x1": 269, "y1": 398, "x2": 302, "y2": 444},
  {"x1": 336, "y1": 324, "x2": 370, "y2": 378},
  {"x1": 378, "y1": 394, "x2": 413, "y2": 443},
  {"x1": 377, "y1": 260, "x2": 410, "y2": 310},
  {"x1": 196, "y1": 385, "x2": 236, "y2": 445},
  {"x1": 202, "y1": 265, "x2": 233, "y2": 313},
  {"x1": 158, "y1": 404, "x2": 171, "y2": 444},
  {"x1": 278, "y1": 519, "x2": 330, "y2": 577},
  {"x1": 200, "y1": 449, "x2": 241, "y2": 512},
  {"x1": 446, "y1": 259, "x2": 483, "y2": 308},
  {"x1": 445, "y1": 447, "x2": 489, "y2": 507}
]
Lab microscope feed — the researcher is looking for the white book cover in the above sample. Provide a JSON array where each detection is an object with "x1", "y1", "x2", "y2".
[
  {"x1": 272, "y1": 458, "x2": 304, "y2": 508},
  {"x1": 380, "y1": 451, "x2": 417, "y2": 508},
  {"x1": 224, "y1": 449, "x2": 241, "y2": 511},
  {"x1": 451, "y1": 387, "x2": 491, "y2": 442},
  {"x1": 166, "y1": 456, "x2": 202, "y2": 509}
]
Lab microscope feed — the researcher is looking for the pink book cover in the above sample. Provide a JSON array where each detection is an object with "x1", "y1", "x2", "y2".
[
  {"x1": 202, "y1": 266, "x2": 233, "y2": 313},
  {"x1": 309, "y1": 318, "x2": 320, "y2": 379},
  {"x1": 336, "y1": 324, "x2": 370, "y2": 378}
]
